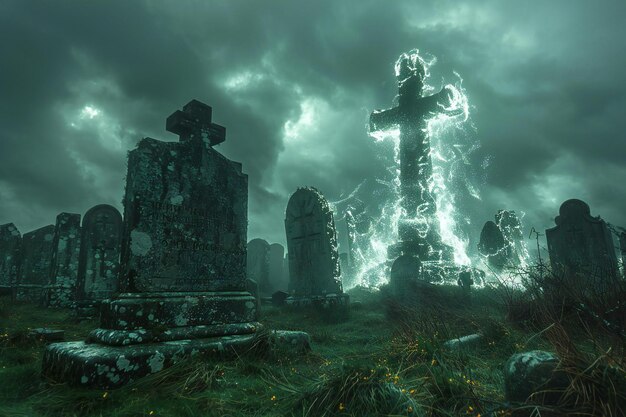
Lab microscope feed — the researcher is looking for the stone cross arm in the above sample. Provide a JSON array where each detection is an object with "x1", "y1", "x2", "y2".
[
  {"x1": 369, "y1": 87, "x2": 455, "y2": 133},
  {"x1": 166, "y1": 99, "x2": 226, "y2": 146}
]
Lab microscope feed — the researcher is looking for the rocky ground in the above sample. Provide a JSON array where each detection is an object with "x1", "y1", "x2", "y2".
[{"x1": 0, "y1": 283, "x2": 624, "y2": 417}]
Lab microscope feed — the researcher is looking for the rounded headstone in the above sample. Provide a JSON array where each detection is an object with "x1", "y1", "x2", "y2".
[
  {"x1": 390, "y1": 255, "x2": 422, "y2": 296},
  {"x1": 504, "y1": 350, "x2": 568, "y2": 403}
]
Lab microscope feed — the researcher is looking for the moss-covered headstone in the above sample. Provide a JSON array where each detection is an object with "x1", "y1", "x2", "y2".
[
  {"x1": 43, "y1": 100, "x2": 259, "y2": 388},
  {"x1": 76, "y1": 204, "x2": 122, "y2": 303},
  {"x1": 15, "y1": 225, "x2": 55, "y2": 303},
  {"x1": 285, "y1": 187, "x2": 348, "y2": 306},
  {"x1": 46, "y1": 213, "x2": 82, "y2": 308},
  {"x1": 0, "y1": 223, "x2": 21, "y2": 295}
]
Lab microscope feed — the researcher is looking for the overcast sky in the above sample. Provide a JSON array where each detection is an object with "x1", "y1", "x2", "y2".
[{"x1": 1, "y1": 0, "x2": 625, "y2": 259}]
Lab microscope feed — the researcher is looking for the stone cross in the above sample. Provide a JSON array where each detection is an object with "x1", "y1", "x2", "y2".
[
  {"x1": 43, "y1": 99, "x2": 259, "y2": 388},
  {"x1": 369, "y1": 52, "x2": 455, "y2": 260},
  {"x1": 166, "y1": 99, "x2": 226, "y2": 146}
]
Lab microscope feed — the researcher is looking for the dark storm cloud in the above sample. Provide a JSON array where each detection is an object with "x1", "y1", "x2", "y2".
[{"x1": 1, "y1": 0, "x2": 625, "y2": 255}]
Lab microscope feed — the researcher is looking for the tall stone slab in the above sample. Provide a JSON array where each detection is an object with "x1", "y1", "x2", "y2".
[
  {"x1": 390, "y1": 255, "x2": 423, "y2": 297},
  {"x1": 268, "y1": 243, "x2": 286, "y2": 292},
  {"x1": 76, "y1": 204, "x2": 122, "y2": 303},
  {"x1": 246, "y1": 239, "x2": 270, "y2": 295},
  {"x1": 285, "y1": 187, "x2": 347, "y2": 304},
  {"x1": 15, "y1": 225, "x2": 55, "y2": 303},
  {"x1": 0, "y1": 223, "x2": 21, "y2": 295},
  {"x1": 43, "y1": 99, "x2": 259, "y2": 388},
  {"x1": 546, "y1": 199, "x2": 618, "y2": 288},
  {"x1": 46, "y1": 213, "x2": 82, "y2": 308}
]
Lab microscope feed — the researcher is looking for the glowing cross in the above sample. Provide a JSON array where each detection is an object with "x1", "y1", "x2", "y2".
[
  {"x1": 166, "y1": 99, "x2": 226, "y2": 146},
  {"x1": 370, "y1": 52, "x2": 455, "y2": 259}
]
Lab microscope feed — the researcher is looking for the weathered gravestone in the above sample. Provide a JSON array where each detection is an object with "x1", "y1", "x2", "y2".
[
  {"x1": 389, "y1": 255, "x2": 423, "y2": 297},
  {"x1": 76, "y1": 204, "x2": 122, "y2": 304},
  {"x1": 43, "y1": 99, "x2": 259, "y2": 388},
  {"x1": 46, "y1": 213, "x2": 82, "y2": 308},
  {"x1": 246, "y1": 238, "x2": 270, "y2": 295},
  {"x1": 0, "y1": 223, "x2": 21, "y2": 295},
  {"x1": 268, "y1": 243, "x2": 286, "y2": 292},
  {"x1": 546, "y1": 199, "x2": 618, "y2": 289},
  {"x1": 15, "y1": 225, "x2": 55, "y2": 303},
  {"x1": 495, "y1": 210, "x2": 527, "y2": 266},
  {"x1": 478, "y1": 221, "x2": 509, "y2": 270},
  {"x1": 284, "y1": 187, "x2": 348, "y2": 305}
]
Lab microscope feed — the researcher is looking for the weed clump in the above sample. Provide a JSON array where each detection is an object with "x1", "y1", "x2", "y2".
[{"x1": 291, "y1": 366, "x2": 424, "y2": 417}]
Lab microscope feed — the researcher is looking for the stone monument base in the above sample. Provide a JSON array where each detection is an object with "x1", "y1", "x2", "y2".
[
  {"x1": 42, "y1": 291, "x2": 262, "y2": 388},
  {"x1": 42, "y1": 335, "x2": 258, "y2": 388}
]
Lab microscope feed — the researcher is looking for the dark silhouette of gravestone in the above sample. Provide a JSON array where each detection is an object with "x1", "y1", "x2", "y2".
[
  {"x1": 285, "y1": 187, "x2": 348, "y2": 305},
  {"x1": 15, "y1": 225, "x2": 55, "y2": 303},
  {"x1": 478, "y1": 221, "x2": 509, "y2": 271},
  {"x1": 268, "y1": 243, "x2": 285, "y2": 292},
  {"x1": 0, "y1": 223, "x2": 21, "y2": 295},
  {"x1": 272, "y1": 290, "x2": 288, "y2": 306},
  {"x1": 46, "y1": 213, "x2": 82, "y2": 308},
  {"x1": 389, "y1": 255, "x2": 423, "y2": 297},
  {"x1": 495, "y1": 210, "x2": 526, "y2": 266},
  {"x1": 546, "y1": 199, "x2": 618, "y2": 288},
  {"x1": 369, "y1": 51, "x2": 456, "y2": 263},
  {"x1": 43, "y1": 100, "x2": 259, "y2": 388},
  {"x1": 76, "y1": 205, "x2": 123, "y2": 301},
  {"x1": 247, "y1": 239, "x2": 270, "y2": 295}
]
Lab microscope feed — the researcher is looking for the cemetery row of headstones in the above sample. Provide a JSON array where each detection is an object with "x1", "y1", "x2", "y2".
[{"x1": 0, "y1": 205, "x2": 122, "y2": 310}]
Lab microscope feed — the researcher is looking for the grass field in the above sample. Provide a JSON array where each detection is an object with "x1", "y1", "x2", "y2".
[{"x1": 0, "y1": 283, "x2": 623, "y2": 417}]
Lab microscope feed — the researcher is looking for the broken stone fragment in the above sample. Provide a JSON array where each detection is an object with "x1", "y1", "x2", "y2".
[
  {"x1": 443, "y1": 333, "x2": 483, "y2": 350},
  {"x1": 269, "y1": 330, "x2": 311, "y2": 353}
]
